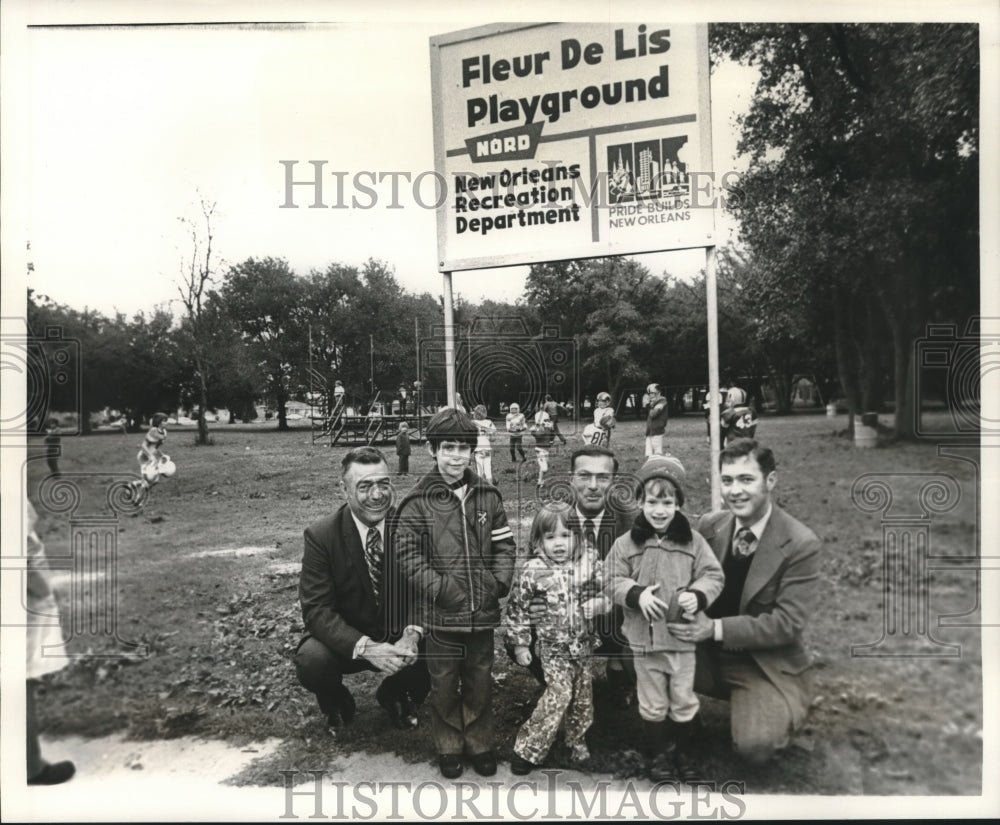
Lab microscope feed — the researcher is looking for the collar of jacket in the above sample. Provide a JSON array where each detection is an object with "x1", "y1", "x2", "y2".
[{"x1": 630, "y1": 510, "x2": 692, "y2": 546}]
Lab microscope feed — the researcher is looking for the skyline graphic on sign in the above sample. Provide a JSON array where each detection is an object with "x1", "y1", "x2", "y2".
[{"x1": 607, "y1": 135, "x2": 690, "y2": 204}]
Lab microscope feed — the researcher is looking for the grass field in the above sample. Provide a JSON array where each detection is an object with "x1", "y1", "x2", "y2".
[{"x1": 24, "y1": 412, "x2": 982, "y2": 795}]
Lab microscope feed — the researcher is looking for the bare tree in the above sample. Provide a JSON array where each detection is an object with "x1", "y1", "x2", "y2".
[{"x1": 176, "y1": 197, "x2": 217, "y2": 445}]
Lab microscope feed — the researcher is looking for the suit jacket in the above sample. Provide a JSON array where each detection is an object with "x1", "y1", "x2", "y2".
[
  {"x1": 695, "y1": 505, "x2": 821, "y2": 727},
  {"x1": 298, "y1": 504, "x2": 409, "y2": 658},
  {"x1": 569, "y1": 502, "x2": 637, "y2": 642}
]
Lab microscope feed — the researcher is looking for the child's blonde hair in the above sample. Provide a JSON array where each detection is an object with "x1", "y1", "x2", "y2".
[{"x1": 528, "y1": 501, "x2": 576, "y2": 558}]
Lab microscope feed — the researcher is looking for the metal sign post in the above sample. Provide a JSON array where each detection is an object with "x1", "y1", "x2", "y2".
[
  {"x1": 705, "y1": 244, "x2": 722, "y2": 510},
  {"x1": 442, "y1": 271, "x2": 457, "y2": 408}
]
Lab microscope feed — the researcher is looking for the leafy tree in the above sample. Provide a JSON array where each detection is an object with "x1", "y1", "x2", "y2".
[
  {"x1": 301, "y1": 262, "x2": 361, "y2": 408},
  {"x1": 108, "y1": 309, "x2": 183, "y2": 424},
  {"x1": 218, "y1": 257, "x2": 307, "y2": 430},
  {"x1": 453, "y1": 299, "x2": 542, "y2": 415},
  {"x1": 27, "y1": 291, "x2": 184, "y2": 431},
  {"x1": 712, "y1": 23, "x2": 978, "y2": 437},
  {"x1": 713, "y1": 245, "x2": 836, "y2": 413},
  {"x1": 525, "y1": 257, "x2": 670, "y2": 402}
]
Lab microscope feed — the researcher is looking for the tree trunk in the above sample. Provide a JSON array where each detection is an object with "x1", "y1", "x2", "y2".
[
  {"x1": 832, "y1": 285, "x2": 860, "y2": 436},
  {"x1": 771, "y1": 371, "x2": 793, "y2": 414},
  {"x1": 891, "y1": 323, "x2": 916, "y2": 439},
  {"x1": 195, "y1": 355, "x2": 211, "y2": 445},
  {"x1": 276, "y1": 383, "x2": 289, "y2": 431},
  {"x1": 607, "y1": 366, "x2": 624, "y2": 405},
  {"x1": 891, "y1": 256, "x2": 925, "y2": 441},
  {"x1": 858, "y1": 296, "x2": 886, "y2": 412}
]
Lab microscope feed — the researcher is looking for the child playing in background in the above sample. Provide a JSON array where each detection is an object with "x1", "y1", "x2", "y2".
[
  {"x1": 131, "y1": 412, "x2": 171, "y2": 502},
  {"x1": 471, "y1": 404, "x2": 497, "y2": 484},
  {"x1": 44, "y1": 418, "x2": 61, "y2": 477},
  {"x1": 507, "y1": 501, "x2": 610, "y2": 774},
  {"x1": 395, "y1": 421, "x2": 411, "y2": 475},
  {"x1": 607, "y1": 455, "x2": 724, "y2": 782},
  {"x1": 720, "y1": 387, "x2": 759, "y2": 447},
  {"x1": 531, "y1": 407, "x2": 554, "y2": 489},
  {"x1": 505, "y1": 403, "x2": 527, "y2": 462},
  {"x1": 593, "y1": 392, "x2": 616, "y2": 447}
]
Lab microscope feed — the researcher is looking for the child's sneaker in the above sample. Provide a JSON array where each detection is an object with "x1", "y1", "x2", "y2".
[
  {"x1": 569, "y1": 743, "x2": 590, "y2": 764},
  {"x1": 510, "y1": 754, "x2": 535, "y2": 775},
  {"x1": 674, "y1": 747, "x2": 702, "y2": 783},
  {"x1": 648, "y1": 747, "x2": 679, "y2": 782}
]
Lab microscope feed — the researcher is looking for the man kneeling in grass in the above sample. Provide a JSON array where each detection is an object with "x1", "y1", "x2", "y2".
[{"x1": 294, "y1": 447, "x2": 429, "y2": 734}]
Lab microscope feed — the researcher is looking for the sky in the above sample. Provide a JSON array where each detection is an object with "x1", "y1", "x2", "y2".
[{"x1": 14, "y1": 13, "x2": 757, "y2": 319}]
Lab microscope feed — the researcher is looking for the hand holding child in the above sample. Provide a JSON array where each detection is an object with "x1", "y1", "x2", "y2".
[{"x1": 514, "y1": 645, "x2": 532, "y2": 667}]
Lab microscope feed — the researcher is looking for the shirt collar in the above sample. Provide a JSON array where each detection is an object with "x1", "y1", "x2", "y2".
[
  {"x1": 350, "y1": 511, "x2": 385, "y2": 546},
  {"x1": 576, "y1": 508, "x2": 605, "y2": 527}
]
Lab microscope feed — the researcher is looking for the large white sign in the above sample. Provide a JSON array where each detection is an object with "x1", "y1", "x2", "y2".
[{"x1": 430, "y1": 22, "x2": 714, "y2": 271}]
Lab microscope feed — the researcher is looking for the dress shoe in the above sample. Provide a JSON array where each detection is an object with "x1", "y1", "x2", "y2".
[
  {"x1": 28, "y1": 761, "x2": 76, "y2": 785},
  {"x1": 398, "y1": 696, "x2": 420, "y2": 728},
  {"x1": 376, "y1": 682, "x2": 405, "y2": 727},
  {"x1": 376, "y1": 683, "x2": 420, "y2": 729},
  {"x1": 510, "y1": 754, "x2": 535, "y2": 776},
  {"x1": 438, "y1": 754, "x2": 463, "y2": 779},
  {"x1": 606, "y1": 667, "x2": 636, "y2": 709},
  {"x1": 471, "y1": 751, "x2": 497, "y2": 776},
  {"x1": 335, "y1": 686, "x2": 356, "y2": 725},
  {"x1": 325, "y1": 712, "x2": 345, "y2": 734}
]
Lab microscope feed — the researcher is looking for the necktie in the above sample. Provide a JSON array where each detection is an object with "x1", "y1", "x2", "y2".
[
  {"x1": 583, "y1": 519, "x2": 597, "y2": 550},
  {"x1": 733, "y1": 526, "x2": 756, "y2": 559},
  {"x1": 365, "y1": 527, "x2": 383, "y2": 602}
]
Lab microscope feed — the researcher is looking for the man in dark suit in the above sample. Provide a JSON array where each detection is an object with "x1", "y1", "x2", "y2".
[
  {"x1": 294, "y1": 447, "x2": 430, "y2": 732},
  {"x1": 667, "y1": 439, "x2": 821, "y2": 765},
  {"x1": 514, "y1": 445, "x2": 638, "y2": 704}
]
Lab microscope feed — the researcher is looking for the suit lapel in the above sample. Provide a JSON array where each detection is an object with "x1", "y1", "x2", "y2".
[
  {"x1": 740, "y1": 506, "x2": 789, "y2": 611},
  {"x1": 703, "y1": 511, "x2": 735, "y2": 563}
]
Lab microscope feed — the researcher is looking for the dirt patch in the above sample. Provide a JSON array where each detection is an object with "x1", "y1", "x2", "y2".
[{"x1": 188, "y1": 546, "x2": 276, "y2": 559}]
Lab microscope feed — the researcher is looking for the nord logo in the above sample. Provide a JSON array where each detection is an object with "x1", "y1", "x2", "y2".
[{"x1": 465, "y1": 123, "x2": 544, "y2": 163}]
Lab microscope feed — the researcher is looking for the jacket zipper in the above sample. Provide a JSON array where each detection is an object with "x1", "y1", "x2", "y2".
[{"x1": 460, "y1": 491, "x2": 476, "y2": 612}]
